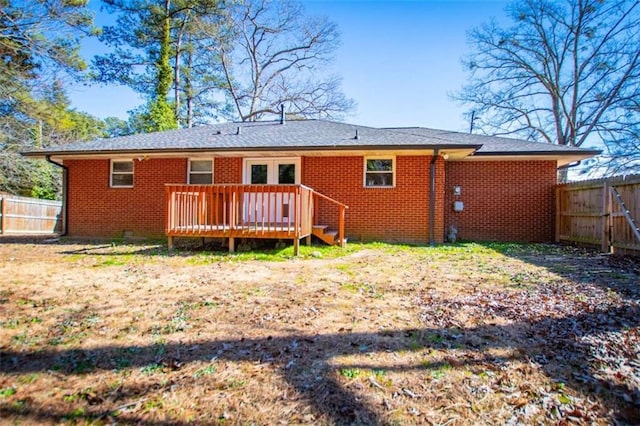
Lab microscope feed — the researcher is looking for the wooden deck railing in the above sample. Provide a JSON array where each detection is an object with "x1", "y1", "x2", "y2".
[
  {"x1": 310, "y1": 187, "x2": 348, "y2": 248},
  {"x1": 166, "y1": 184, "x2": 339, "y2": 254}
]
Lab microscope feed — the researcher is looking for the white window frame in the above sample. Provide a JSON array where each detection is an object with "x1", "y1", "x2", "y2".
[
  {"x1": 188, "y1": 158, "x2": 214, "y2": 184},
  {"x1": 243, "y1": 158, "x2": 301, "y2": 185},
  {"x1": 110, "y1": 159, "x2": 134, "y2": 188},
  {"x1": 363, "y1": 156, "x2": 395, "y2": 188}
]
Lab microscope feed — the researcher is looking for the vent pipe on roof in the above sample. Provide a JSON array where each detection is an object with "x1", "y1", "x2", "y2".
[
  {"x1": 236, "y1": 126, "x2": 241, "y2": 135},
  {"x1": 355, "y1": 129, "x2": 360, "y2": 140},
  {"x1": 280, "y1": 104, "x2": 285, "y2": 125}
]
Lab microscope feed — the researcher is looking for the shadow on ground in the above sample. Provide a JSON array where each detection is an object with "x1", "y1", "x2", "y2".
[
  {"x1": 2, "y1": 305, "x2": 639, "y2": 424},
  {"x1": 2, "y1": 238, "x2": 639, "y2": 423}
]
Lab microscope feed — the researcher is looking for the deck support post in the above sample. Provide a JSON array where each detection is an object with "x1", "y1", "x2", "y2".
[
  {"x1": 167, "y1": 236, "x2": 174, "y2": 250},
  {"x1": 229, "y1": 237, "x2": 235, "y2": 253},
  {"x1": 338, "y1": 206, "x2": 346, "y2": 248},
  {"x1": 293, "y1": 238, "x2": 299, "y2": 256},
  {"x1": 306, "y1": 235, "x2": 311, "y2": 246}
]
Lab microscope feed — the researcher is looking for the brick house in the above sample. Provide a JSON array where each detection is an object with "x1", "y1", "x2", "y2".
[{"x1": 23, "y1": 119, "x2": 598, "y2": 252}]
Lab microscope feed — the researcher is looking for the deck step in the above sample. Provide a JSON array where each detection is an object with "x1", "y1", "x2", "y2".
[
  {"x1": 312, "y1": 225, "x2": 342, "y2": 246},
  {"x1": 324, "y1": 231, "x2": 338, "y2": 240}
]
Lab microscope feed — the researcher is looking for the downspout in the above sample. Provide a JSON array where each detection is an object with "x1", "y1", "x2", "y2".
[
  {"x1": 556, "y1": 160, "x2": 582, "y2": 183},
  {"x1": 429, "y1": 149, "x2": 439, "y2": 246},
  {"x1": 46, "y1": 156, "x2": 68, "y2": 236}
]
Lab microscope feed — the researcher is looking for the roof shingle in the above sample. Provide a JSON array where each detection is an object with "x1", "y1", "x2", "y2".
[{"x1": 22, "y1": 119, "x2": 599, "y2": 157}]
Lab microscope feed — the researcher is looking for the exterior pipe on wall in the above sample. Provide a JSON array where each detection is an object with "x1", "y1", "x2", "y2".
[
  {"x1": 45, "y1": 156, "x2": 68, "y2": 236},
  {"x1": 429, "y1": 149, "x2": 439, "y2": 246}
]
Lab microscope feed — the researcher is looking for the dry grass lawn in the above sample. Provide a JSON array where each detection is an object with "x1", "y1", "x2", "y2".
[{"x1": 0, "y1": 237, "x2": 638, "y2": 425}]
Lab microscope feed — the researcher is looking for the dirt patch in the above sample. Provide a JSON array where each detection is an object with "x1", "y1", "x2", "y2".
[{"x1": 1, "y1": 238, "x2": 638, "y2": 424}]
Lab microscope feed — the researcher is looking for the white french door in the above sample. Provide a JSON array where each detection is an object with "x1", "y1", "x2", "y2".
[{"x1": 243, "y1": 158, "x2": 301, "y2": 224}]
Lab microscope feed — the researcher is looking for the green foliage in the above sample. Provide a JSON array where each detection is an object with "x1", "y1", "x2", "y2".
[
  {"x1": 93, "y1": 0, "x2": 352, "y2": 126},
  {"x1": 0, "y1": 0, "x2": 99, "y2": 198},
  {"x1": 0, "y1": 85, "x2": 105, "y2": 198},
  {"x1": 429, "y1": 363, "x2": 452, "y2": 379},
  {"x1": 127, "y1": 99, "x2": 178, "y2": 133},
  {"x1": 0, "y1": 0, "x2": 94, "y2": 88},
  {"x1": 156, "y1": 10, "x2": 173, "y2": 100},
  {"x1": 104, "y1": 117, "x2": 134, "y2": 138},
  {"x1": 148, "y1": 98, "x2": 178, "y2": 132},
  {"x1": 30, "y1": 163, "x2": 60, "y2": 200},
  {"x1": 339, "y1": 368, "x2": 361, "y2": 379},
  {"x1": 193, "y1": 364, "x2": 217, "y2": 378},
  {"x1": 0, "y1": 387, "x2": 16, "y2": 398},
  {"x1": 94, "y1": 0, "x2": 227, "y2": 127},
  {"x1": 141, "y1": 363, "x2": 164, "y2": 375}
]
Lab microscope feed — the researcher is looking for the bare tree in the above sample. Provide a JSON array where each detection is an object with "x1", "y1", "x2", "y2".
[
  {"x1": 217, "y1": 0, "x2": 354, "y2": 121},
  {"x1": 453, "y1": 0, "x2": 640, "y2": 178},
  {"x1": 594, "y1": 120, "x2": 640, "y2": 175}
]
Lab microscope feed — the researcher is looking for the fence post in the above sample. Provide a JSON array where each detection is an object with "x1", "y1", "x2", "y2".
[
  {"x1": 0, "y1": 196, "x2": 4, "y2": 234},
  {"x1": 601, "y1": 180, "x2": 610, "y2": 253},
  {"x1": 555, "y1": 186, "x2": 561, "y2": 243}
]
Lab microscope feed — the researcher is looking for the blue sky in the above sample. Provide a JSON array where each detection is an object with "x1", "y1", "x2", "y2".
[{"x1": 68, "y1": 0, "x2": 510, "y2": 131}]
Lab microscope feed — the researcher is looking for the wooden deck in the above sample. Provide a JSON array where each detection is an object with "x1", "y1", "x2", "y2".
[{"x1": 165, "y1": 184, "x2": 347, "y2": 255}]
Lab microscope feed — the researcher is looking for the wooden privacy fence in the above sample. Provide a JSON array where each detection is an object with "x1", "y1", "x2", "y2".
[
  {"x1": 556, "y1": 175, "x2": 640, "y2": 255},
  {"x1": 0, "y1": 194, "x2": 62, "y2": 235}
]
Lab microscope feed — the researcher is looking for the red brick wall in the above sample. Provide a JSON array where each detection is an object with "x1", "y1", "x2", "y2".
[
  {"x1": 65, "y1": 156, "x2": 555, "y2": 243},
  {"x1": 66, "y1": 158, "x2": 186, "y2": 238},
  {"x1": 214, "y1": 157, "x2": 242, "y2": 183},
  {"x1": 444, "y1": 161, "x2": 557, "y2": 242},
  {"x1": 302, "y1": 155, "x2": 444, "y2": 244}
]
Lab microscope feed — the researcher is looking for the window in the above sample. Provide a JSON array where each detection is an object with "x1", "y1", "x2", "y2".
[
  {"x1": 278, "y1": 163, "x2": 296, "y2": 184},
  {"x1": 111, "y1": 160, "x2": 134, "y2": 187},
  {"x1": 188, "y1": 159, "x2": 213, "y2": 184},
  {"x1": 243, "y1": 158, "x2": 300, "y2": 185},
  {"x1": 364, "y1": 157, "x2": 394, "y2": 187},
  {"x1": 250, "y1": 164, "x2": 268, "y2": 184}
]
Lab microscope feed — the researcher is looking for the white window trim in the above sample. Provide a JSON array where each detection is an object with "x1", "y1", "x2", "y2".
[
  {"x1": 363, "y1": 156, "x2": 395, "y2": 188},
  {"x1": 110, "y1": 159, "x2": 134, "y2": 188},
  {"x1": 188, "y1": 158, "x2": 214, "y2": 184},
  {"x1": 243, "y1": 157, "x2": 301, "y2": 185}
]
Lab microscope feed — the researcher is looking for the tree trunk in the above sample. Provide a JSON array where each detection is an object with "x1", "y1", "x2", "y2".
[
  {"x1": 174, "y1": 28, "x2": 183, "y2": 126},
  {"x1": 185, "y1": 44, "x2": 193, "y2": 128}
]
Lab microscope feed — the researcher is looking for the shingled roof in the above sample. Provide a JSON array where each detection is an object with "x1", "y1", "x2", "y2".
[
  {"x1": 23, "y1": 119, "x2": 599, "y2": 162},
  {"x1": 386, "y1": 127, "x2": 601, "y2": 156}
]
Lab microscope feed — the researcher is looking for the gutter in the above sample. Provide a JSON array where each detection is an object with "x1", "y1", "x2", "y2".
[
  {"x1": 471, "y1": 149, "x2": 602, "y2": 157},
  {"x1": 429, "y1": 149, "x2": 439, "y2": 246},
  {"x1": 21, "y1": 144, "x2": 480, "y2": 158},
  {"x1": 45, "y1": 156, "x2": 68, "y2": 236},
  {"x1": 557, "y1": 160, "x2": 582, "y2": 169}
]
